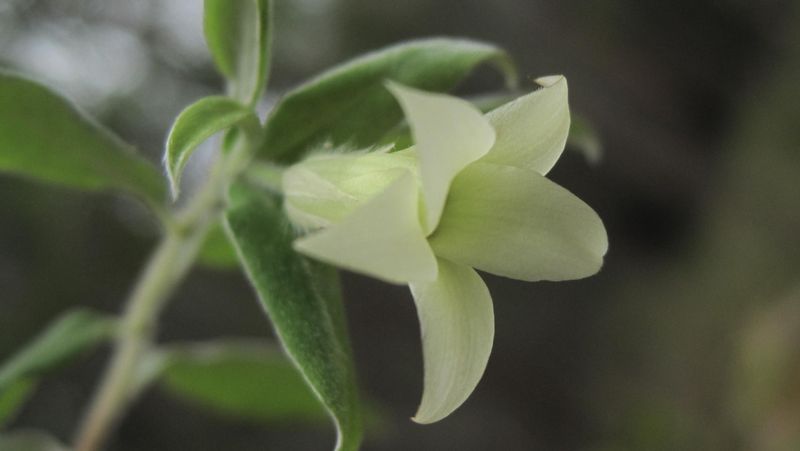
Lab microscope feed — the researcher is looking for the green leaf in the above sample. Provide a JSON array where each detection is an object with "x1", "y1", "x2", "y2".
[
  {"x1": 0, "y1": 430, "x2": 69, "y2": 451},
  {"x1": 158, "y1": 340, "x2": 327, "y2": 423},
  {"x1": 0, "y1": 71, "x2": 166, "y2": 203},
  {"x1": 197, "y1": 222, "x2": 240, "y2": 269},
  {"x1": 165, "y1": 96, "x2": 258, "y2": 198},
  {"x1": 0, "y1": 379, "x2": 35, "y2": 427},
  {"x1": 0, "y1": 309, "x2": 116, "y2": 395},
  {"x1": 225, "y1": 183, "x2": 363, "y2": 451},
  {"x1": 261, "y1": 38, "x2": 517, "y2": 163},
  {"x1": 204, "y1": 0, "x2": 273, "y2": 104},
  {"x1": 567, "y1": 114, "x2": 603, "y2": 165}
]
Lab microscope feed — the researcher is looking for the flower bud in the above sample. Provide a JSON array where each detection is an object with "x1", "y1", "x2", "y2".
[{"x1": 282, "y1": 147, "x2": 418, "y2": 230}]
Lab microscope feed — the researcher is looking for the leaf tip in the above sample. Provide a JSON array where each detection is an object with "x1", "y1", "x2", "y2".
[{"x1": 164, "y1": 161, "x2": 181, "y2": 201}]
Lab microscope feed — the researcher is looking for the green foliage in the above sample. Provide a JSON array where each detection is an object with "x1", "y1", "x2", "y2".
[
  {"x1": 0, "y1": 430, "x2": 69, "y2": 451},
  {"x1": 165, "y1": 96, "x2": 258, "y2": 198},
  {"x1": 0, "y1": 309, "x2": 116, "y2": 394},
  {"x1": 567, "y1": 114, "x2": 603, "y2": 165},
  {"x1": 0, "y1": 379, "x2": 35, "y2": 427},
  {"x1": 0, "y1": 72, "x2": 165, "y2": 204},
  {"x1": 225, "y1": 183, "x2": 362, "y2": 451},
  {"x1": 196, "y1": 222, "x2": 240, "y2": 269},
  {"x1": 204, "y1": 0, "x2": 273, "y2": 104},
  {"x1": 158, "y1": 341, "x2": 327, "y2": 423},
  {"x1": 260, "y1": 38, "x2": 517, "y2": 163}
]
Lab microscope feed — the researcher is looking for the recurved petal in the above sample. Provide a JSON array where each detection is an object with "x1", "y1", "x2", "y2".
[
  {"x1": 430, "y1": 162, "x2": 608, "y2": 282},
  {"x1": 386, "y1": 81, "x2": 495, "y2": 234},
  {"x1": 481, "y1": 75, "x2": 569, "y2": 175},
  {"x1": 409, "y1": 258, "x2": 494, "y2": 424},
  {"x1": 294, "y1": 170, "x2": 437, "y2": 284}
]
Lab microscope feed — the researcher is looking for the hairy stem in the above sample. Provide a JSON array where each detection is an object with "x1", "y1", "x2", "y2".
[{"x1": 73, "y1": 136, "x2": 254, "y2": 451}]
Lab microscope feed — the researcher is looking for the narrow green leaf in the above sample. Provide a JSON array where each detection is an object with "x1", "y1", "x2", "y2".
[
  {"x1": 197, "y1": 222, "x2": 240, "y2": 269},
  {"x1": 165, "y1": 96, "x2": 258, "y2": 198},
  {"x1": 567, "y1": 114, "x2": 603, "y2": 165},
  {"x1": 0, "y1": 309, "x2": 116, "y2": 395},
  {"x1": 204, "y1": 0, "x2": 273, "y2": 104},
  {"x1": 225, "y1": 183, "x2": 363, "y2": 451},
  {"x1": 0, "y1": 72, "x2": 166, "y2": 203},
  {"x1": 158, "y1": 340, "x2": 327, "y2": 423},
  {"x1": 261, "y1": 38, "x2": 517, "y2": 163},
  {"x1": 0, "y1": 379, "x2": 36, "y2": 427},
  {"x1": 0, "y1": 430, "x2": 69, "y2": 451}
]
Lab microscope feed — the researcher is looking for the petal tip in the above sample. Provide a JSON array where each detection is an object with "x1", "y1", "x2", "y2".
[
  {"x1": 535, "y1": 74, "x2": 566, "y2": 88},
  {"x1": 410, "y1": 413, "x2": 438, "y2": 425}
]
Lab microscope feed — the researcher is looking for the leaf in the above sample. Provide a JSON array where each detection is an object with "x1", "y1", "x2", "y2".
[
  {"x1": 0, "y1": 309, "x2": 116, "y2": 395},
  {"x1": 567, "y1": 114, "x2": 603, "y2": 165},
  {"x1": 260, "y1": 38, "x2": 517, "y2": 163},
  {"x1": 158, "y1": 340, "x2": 327, "y2": 423},
  {"x1": 225, "y1": 183, "x2": 363, "y2": 451},
  {"x1": 0, "y1": 71, "x2": 165, "y2": 203},
  {"x1": 196, "y1": 222, "x2": 240, "y2": 269},
  {"x1": 0, "y1": 379, "x2": 35, "y2": 427},
  {"x1": 204, "y1": 0, "x2": 273, "y2": 104},
  {"x1": 165, "y1": 96, "x2": 259, "y2": 198},
  {"x1": 0, "y1": 430, "x2": 69, "y2": 451}
]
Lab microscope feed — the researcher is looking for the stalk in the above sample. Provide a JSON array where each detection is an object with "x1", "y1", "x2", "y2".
[{"x1": 73, "y1": 136, "x2": 254, "y2": 451}]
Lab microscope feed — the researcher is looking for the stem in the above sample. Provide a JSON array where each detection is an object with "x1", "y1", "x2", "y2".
[
  {"x1": 73, "y1": 136, "x2": 254, "y2": 451},
  {"x1": 73, "y1": 229, "x2": 197, "y2": 451}
]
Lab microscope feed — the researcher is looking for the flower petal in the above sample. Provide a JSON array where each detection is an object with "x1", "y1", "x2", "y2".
[
  {"x1": 294, "y1": 170, "x2": 437, "y2": 284},
  {"x1": 409, "y1": 258, "x2": 494, "y2": 424},
  {"x1": 386, "y1": 82, "x2": 495, "y2": 234},
  {"x1": 481, "y1": 75, "x2": 569, "y2": 175},
  {"x1": 429, "y1": 162, "x2": 608, "y2": 281},
  {"x1": 283, "y1": 149, "x2": 419, "y2": 231}
]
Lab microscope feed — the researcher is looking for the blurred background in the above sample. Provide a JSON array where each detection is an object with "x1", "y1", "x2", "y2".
[{"x1": 1, "y1": 0, "x2": 800, "y2": 450}]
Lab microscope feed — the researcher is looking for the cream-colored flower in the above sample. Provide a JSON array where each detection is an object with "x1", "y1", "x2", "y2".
[{"x1": 282, "y1": 76, "x2": 608, "y2": 423}]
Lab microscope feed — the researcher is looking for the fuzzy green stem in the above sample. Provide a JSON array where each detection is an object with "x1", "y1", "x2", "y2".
[{"x1": 73, "y1": 134, "x2": 254, "y2": 451}]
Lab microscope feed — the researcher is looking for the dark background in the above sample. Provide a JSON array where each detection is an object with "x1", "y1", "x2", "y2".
[{"x1": 2, "y1": 0, "x2": 800, "y2": 450}]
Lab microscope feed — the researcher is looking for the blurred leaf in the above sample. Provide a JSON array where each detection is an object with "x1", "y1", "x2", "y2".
[
  {"x1": 204, "y1": 0, "x2": 273, "y2": 104},
  {"x1": 165, "y1": 96, "x2": 258, "y2": 198},
  {"x1": 733, "y1": 288, "x2": 800, "y2": 451},
  {"x1": 225, "y1": 183, "x2": 362, "y2": 451},
  {"x1": 0, "y1": 430, "x2": 69, "y2": 451},
  {"x1": 567, "y1": 114, "x2": 602, "y2": 165},
  {"x1": 0, "y1": 71, "x2": 166, "y2": 204},
  {"x1": 197, "y1": 222, "x2": 240, "y2": 269},
  {"x1": 261, "y1": 38, "x2": 517, "y2": 163},
  {"x1": 0, "y1": 309, "x2": 116, "y2": 395},
  {"x1": 0, "y1": 378, "x2": 35, "y2": 428},
  {"x1": 158, "y1": 340, "x2": 327, "y2": 423}
]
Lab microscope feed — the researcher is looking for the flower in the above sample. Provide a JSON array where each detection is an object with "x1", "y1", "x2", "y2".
[{"x1": 281, "y1": 76, "x2": 608, "y2": 423}]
